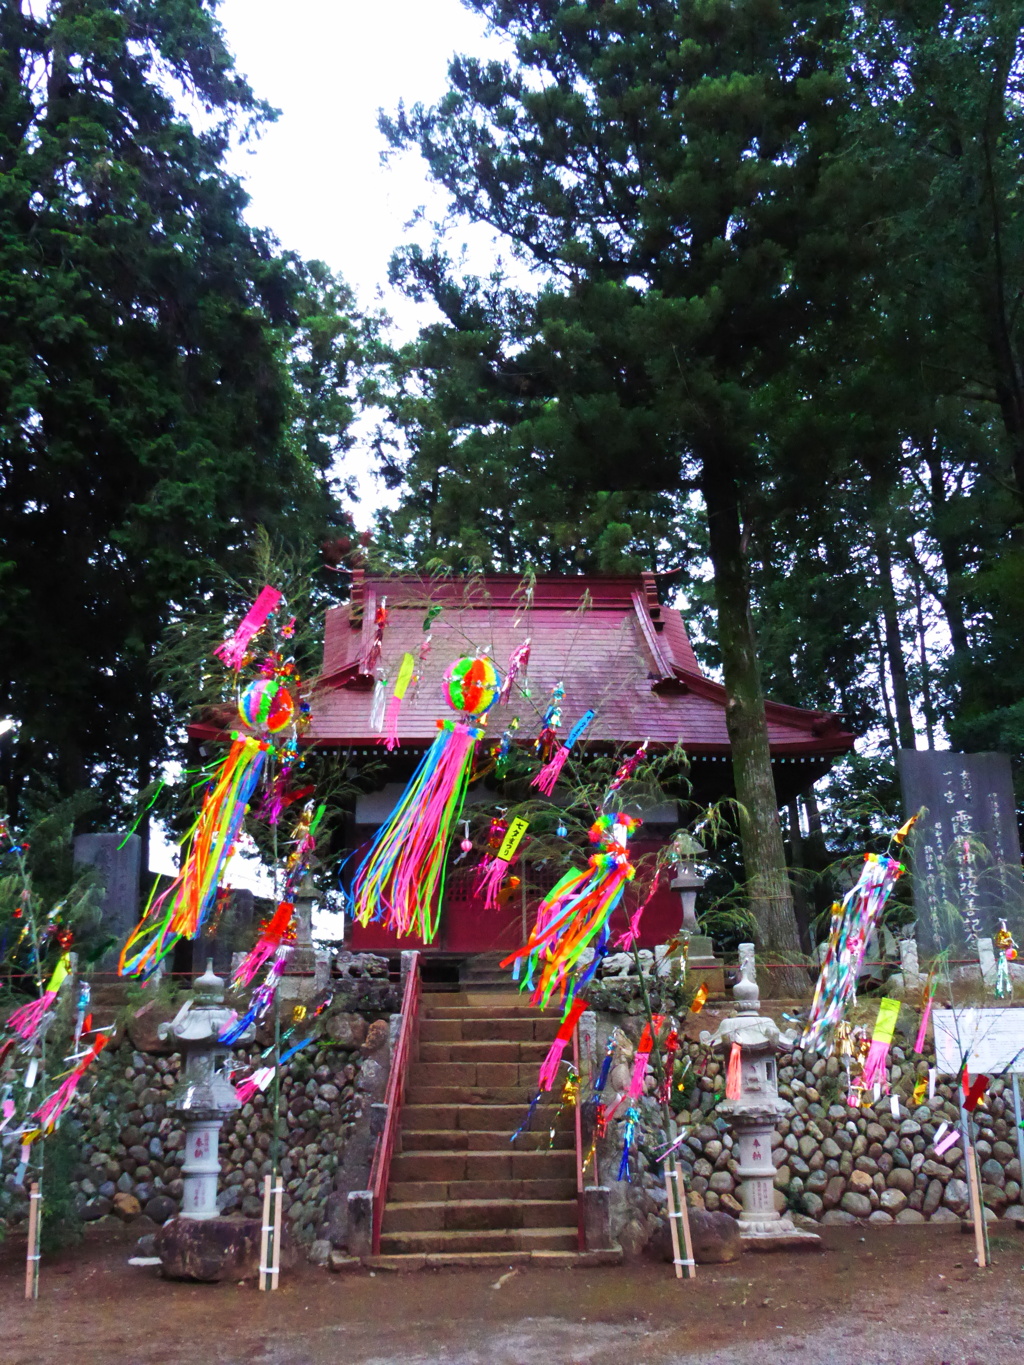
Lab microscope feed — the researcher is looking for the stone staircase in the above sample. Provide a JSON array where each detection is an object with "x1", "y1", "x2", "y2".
[{"x1": 373, "y1": 989, "x2": 620, "y2": 1268}]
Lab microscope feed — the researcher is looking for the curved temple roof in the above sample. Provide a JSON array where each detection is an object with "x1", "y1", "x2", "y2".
[{"x1": 307, "y1": 571, "x2": 856, "y2": 759}]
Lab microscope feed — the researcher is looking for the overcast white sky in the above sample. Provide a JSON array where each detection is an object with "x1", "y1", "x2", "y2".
[{"x1": 218, "y1": 0, "x2": 506, "y2": 329}]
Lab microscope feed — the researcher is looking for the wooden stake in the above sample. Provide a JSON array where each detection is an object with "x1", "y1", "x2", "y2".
[
  {"x1": 663, "y1": 1163, "x2": 683, "y2": 1279},
  {"x1": 673, "y1": 1157, "x2": 696, "y2": 1279},
  {"x1": 259, "y1": 1174, "x2": 272, "y2": 1292},
  {"x1": 271, "y1": 1177, "x2": 284, "y2": 1289},
  {"x1": 965, "y1": 1134, "x2": 987, "y2": 1268},
  {"x1": 25, "y1": 1181, "x2": 40, "y2": 1300}
]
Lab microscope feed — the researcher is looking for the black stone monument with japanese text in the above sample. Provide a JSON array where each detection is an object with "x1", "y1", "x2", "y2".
[{"x1": 898, "y1": 750, "x2": 1024, "y2": 952}]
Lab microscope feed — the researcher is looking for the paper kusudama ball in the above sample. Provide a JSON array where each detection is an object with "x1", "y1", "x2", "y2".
[
  {"x1": 442, "y1": 656, "x2": 501, "y2": 715},
  {"x1": 239, "y1": 679, "x2": 295, "y2": 733}
]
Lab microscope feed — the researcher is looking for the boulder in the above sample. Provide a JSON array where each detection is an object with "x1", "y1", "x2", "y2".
[
  {"x1": 112, "y1": 1193, "x2": 141, "y2": 1221},
  {"x1": 840, "y1": 1191, "x2": 871, "y2": 1218},
  {"x1": 157, "y1": 1215, "x2": 295, "y2": 1282},
  {"x1": 688, "y1": 1209, "x2": 744, "y2": 1264},
  {"x1": 879, "y1": 1188, "x2": 907, "y2": 1215},
  {"x1": 325, "y1": 1014, "x2": 367, "y2": 1049},
  {"x1": 821, "y1": 1210, "x2": 858, "y2": 1225},
  {"x1": 896, "y1": 1209, "x2": 926, "y2": 1223},
  {"x1": 942, "y1": 1178, "x2": 970, "y2": 1217},
  {"x1": 81, "y1": 1197, "x2": 112, "y2": 1221},
  {"x1": 144, "y1": 1195, "x2": 178, "y2": 1225}
]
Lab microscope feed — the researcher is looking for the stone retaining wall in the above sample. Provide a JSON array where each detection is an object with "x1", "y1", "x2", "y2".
[
  {"x1": 0, "y1": 1012, "x2": 387, "y2": 1248},
  {"x1": 594, "y1": 1021, "x2": 1024, "y2": 1255}
]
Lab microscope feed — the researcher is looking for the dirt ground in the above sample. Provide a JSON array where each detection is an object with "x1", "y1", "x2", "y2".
[{"x1": 2, "y1": 1221, "x2": 1023, "y2": 1365}]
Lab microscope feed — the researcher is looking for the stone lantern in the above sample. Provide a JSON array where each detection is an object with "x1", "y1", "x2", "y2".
[
  {"x1": 670, "y1": 831, "x2": 721, "y2": 987},
  {"x1": 701, "y1": 943, "x2": 819, "y2": 1248},
  {"x1": 160, "y1": 960, "x2": 249, "y2": 1220}
]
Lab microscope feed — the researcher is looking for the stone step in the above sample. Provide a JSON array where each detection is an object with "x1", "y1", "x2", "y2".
[
  {"x1": 421, "y1": 1004, "x2": 549, "y2": 1020},
  {"x1": 388, "y1": 1177, "x2": 578, "y2": 1203},
  {"x1": 402, "y1": 1102, "x2": 564, "y2": 1132},
  {"x1": 406, "y1": 1085, "x2": 538, "y2": 1106},
  {"x1": 419, "y1": 1017, "x2": 560, "y2": 1043},
  {"x1": 364, "y1": 1248, "x2": 621, "y2": 1271},
  {"x1": 413, "y1": 1060, "x2": 544, "y2": 1089},
  {"x1": 383, "y1": 1198, "x2": 577, "y2": 1233},
  {"x1": 418, "y1": 1040, "x2": 552, "y2": 1064},
  {"x1": 391, "y1": 1148, "x2": 576, "y2": 1184},
  {"x1": 399, "y1": 1128, "x2": 573, "y2": 1152},
  {"x1": 379, "y1": 1226, "x2": 578, "y2": 1256}
]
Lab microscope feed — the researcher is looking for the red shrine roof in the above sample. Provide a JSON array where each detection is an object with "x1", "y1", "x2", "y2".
[{"x1": 306, "y1": 572, "x2": 856, "y2": 757}]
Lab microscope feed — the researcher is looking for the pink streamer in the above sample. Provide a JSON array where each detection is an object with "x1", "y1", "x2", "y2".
[
  {"x1": 499, "y1": 640, "x2": 530, "y2": 704},
  {"x1": 914, "y1": 996, "x2": 933, "y2": 1054},
  {"x1": 613, "y1": 880, "x2": 660, "y2": 950},
  {"x1": 628, "y1": 1048, "x2": 650, "y2": 1101},
  {"x1": 234, "y1": 1066, "x2": 274, "y2": 1106},
  {"x1": 380, "y1": 694, "x2": 403, "y2": 752},
  {"x1": 475, "y1": 855, "x2": 511, "y2": 909},
  {"x1": 6, "y1": 991, "x2": 56, "y2": 1041},
  {"x1": 213, "y1": 586, "x2": 283, "y2": 669},
  {"x1": 531, "y1": 744, "x2": 570, "y2": 796},
  {"x1": 538, "y1": 1038, "x2": 569, "y2": 1092},
  {"x1": 860, "y1": 1038, "x2": 891, "y2": 1093}
]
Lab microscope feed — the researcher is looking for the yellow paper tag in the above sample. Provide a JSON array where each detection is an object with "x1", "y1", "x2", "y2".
[
  {"x1": 393, "y1": 653, "x2": 416, "y2": 700},
  {"x1": 871, "y1": 997, "x2": 901, "y2": 1045},
  {"x1": 912, "y1": 1077, "x2": 927, "y2": 1106},
  {"x1": 690, "y1": 983, "x2": 709, "y2": 1014},
  {"x1": 497, "y1": 818, "x2": 529, "y2": 863},
  {"x1": 292, "y1": 1005, "x2": 307, "y2": 1024},
  {"x1": 46, "y1": 952, "x2": 71, "y2": 995}
]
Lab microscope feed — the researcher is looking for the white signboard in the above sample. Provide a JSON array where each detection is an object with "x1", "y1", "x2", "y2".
[{"x1": 933, "y1": 1008, "x2": 1024, "y2": 1076}]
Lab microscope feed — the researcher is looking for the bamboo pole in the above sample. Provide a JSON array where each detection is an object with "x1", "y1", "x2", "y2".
[
  {"x1": 959, "y1": 1096, "x2": 987, "y2": 1268},
  {"x1": 663, "y1": 1162, "x2": 683, "y2": 1279},
  {"x1": 25, "y1": 1181, "x2": 40, "y2": 1300},
  {"x1": 271, "y1": 1177, "x2": 284, "y2": 1289},
  {"x1": 259, "y1": 1174, "x2": 272, "y2": 1292},
  {"x1": 672, "y1": 1155, "x2": 696, "y2": 1279}
]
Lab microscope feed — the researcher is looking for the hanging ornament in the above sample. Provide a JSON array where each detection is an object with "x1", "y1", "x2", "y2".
[
  {"x1": 29, "y1": 1032, "x2": 111, "y2": 1136},
  {"x1": 381, "y1": 652, "x2": 417, "y2": 752},
  {"x1": 455, "y1": 821, "x2": 474, "y2": 863},
  {"x1": 800, "y1": 846, "x2": 905, "y2": 1053},
  {"x1": 859, "y1": 997, "x2": 902, "y2": 1094},
  {"x1": 369, "y1": 672, "x2": 389, "y2": 733},
  {"x1": 213, "y1": 586, "x2": 283, "y2": 670},
  {"x1": 5, "y1": 953, "x2": 72, "y2": 1043},
  {"x1": 601, "y1": 741, "x2": 648, "y2": 812},
  {"x1": 119, "y1": 734, "x2": 270, "y2": 977},
  {"x1": 238, "y1": 677, "x2": 295, "y2": 734},
  {"x1": 499, "y1": 639, "x2": 531, "y2": 704},
  {"x1": 532, "y1": 709, "x2": 596, "y2": 796},
  {"x1": 353, "y1": 656, "x2": 501, "y2": 942},
  {"x1": 995, "y1": 919, "x2": 1017, "y2": 999},
  {"x1": 475, "y1": 818, "x2": 530, "y2": 909},
  {"x1": 501, "y1": 813, "x2": 640, "y2": 1007},
  {"x1": 366, "y1": 597, "x2": 388, "y2": 676},
  {"x1": 556, "y1": 822, "x2": 568, "y2": 838},
  {"x1": 534, "y1": 681, "x2": 565, "y2": 762}
]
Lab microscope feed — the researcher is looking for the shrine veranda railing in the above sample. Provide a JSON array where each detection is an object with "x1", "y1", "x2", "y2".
[{"x1": 369, "y1": 950, "x2": 421, "y2": 1255}]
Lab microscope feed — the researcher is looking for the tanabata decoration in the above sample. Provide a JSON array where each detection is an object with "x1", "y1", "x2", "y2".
[
  {"x1": 29, "y1": 1031, "x2": 110, "y2": 1135},
  {"x1": 800, "y1": 849, "x2": 905, "y2": 1052},
  {"x1": 232, "y1": 900, "x2": 296, "y2": 991},
  {"x1": 5, "y1": 953, "x2": 72, "y2": 1042},
  {"x1": 534, "y1": 681, "x2": 565, "y2": 761},
  {"x1": 214, "y1": 586, "x2": 283, "y2": 669},
  {"x1": 119, "y1": 733, "x2": 269, "y2": 977},
  {"x1": 475, "y1": 817, "x2": 530, "y2": 910},
  {"x1": 689, "y1": 983, "x2": 709, "y2": 1014},
  {"x1": 501, "y1": 814, "x2": 640, "y2": 1007},
  {"x1": 628, "y1": 1018, "x2": 659, "y2": 1100},
  {"x1": 234, "y1": 1065, "x2": 274, "y2": 1106},
  {"x1": 601, "y1": 741, "x2": 647, "y2": 811},
  {"x1": 536, "y1": 995, "x2": 589, "y2": 1092},
  {"x1": 494, "y1": 718, "x2": 519, "y2": 777},
  {"x1": 618, "y1": 1105, "x2": 641, "y2": 1181},
  {"x1": 220, "y1": 947, "x2": 291, "y2": 1045},
  {"x1": 725, "y1": 1042, "x2": 742, "y2": 1101},
  {"x1": 239, "y1": 678, "x2": 295, "y2": 733},
  {"x1": 353, "y1": 656, "x2": 501, "y2": 942},
  {"x1": 995, "y1": 919, "x2": 1018, "y2": 999},
  {"x1": 381, "y1": 652, "x2": 416, "y2": 752},
  {"x1": 532, "y1": 709, "x2": 595, "y2": 796},
  {"x1": 499, "y1": 639, "x2": 530, "y2": 704},
  {"x1": 859, "y1": 997, "x2": 901, "y2": 1094}
]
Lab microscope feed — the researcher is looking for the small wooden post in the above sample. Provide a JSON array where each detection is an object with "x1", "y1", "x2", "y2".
[
  {"x1": 663, "y1": 1163, "x2": 683, "y2": 1279},
  {"x1": 259, "y1": 1174, "x2": 272, "y2": 1292},
  {"x1": 672, "y1": 1157, "x2": 696, "y2": 1279},
  {"x1": 271, "y1": 1177, "x2": 284, "y2": 1289},
  {"x1": 959, "y1": 1096, "x2": 987, "y2": 1268},
  {"x1": 25, "y1": 1181, "x2": 40, "y2": 1300}
]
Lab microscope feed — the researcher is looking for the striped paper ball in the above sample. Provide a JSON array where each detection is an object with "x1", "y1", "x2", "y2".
[
  {"x1": 238, "y1": 678, "x2": 295, "y2": 733},
  {"x1": 442, "y1": 656, "x2": 501, "y2": 716}
]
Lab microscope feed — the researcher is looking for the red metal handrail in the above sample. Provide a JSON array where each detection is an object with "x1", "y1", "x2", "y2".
[
  {"x1": 572, "y1": 1024, "x2": 586, "y2": 1252},
  {"x1": 369, "y1": 950, "x2": 421, "y2": 1254}
]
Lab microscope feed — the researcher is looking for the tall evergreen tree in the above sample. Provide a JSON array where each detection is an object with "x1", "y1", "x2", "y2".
[
  {"x1": 0, "y1": 2, "x2": 359, "y2": 821},
  {"x1": 381, "y1": 0, "x2": 883, "y2": 957}
]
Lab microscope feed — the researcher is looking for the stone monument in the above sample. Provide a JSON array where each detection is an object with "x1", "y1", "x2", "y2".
[{"x1": 73, "y1": 831, "x2": 141, "y2": 966}]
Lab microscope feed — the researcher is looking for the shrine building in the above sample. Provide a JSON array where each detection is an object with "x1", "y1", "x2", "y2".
[{"x1": 302, "y1": 571, "x2": 856, "y2": 961}]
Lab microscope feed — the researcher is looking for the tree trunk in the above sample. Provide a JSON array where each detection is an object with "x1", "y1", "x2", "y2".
[
  {"x1": 873, "y1": 524, "x2": 916, "y2": 751},
  {"x1": 786, "y1": 799, "x2": 811, "y2": 954},
  {"x1": 700, "y1": 445, "x2": 804, "y2": 987},
  {"x1": 874, "y1": 618, "x2": 901, "y2": 759}
]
